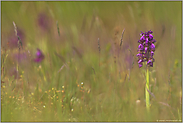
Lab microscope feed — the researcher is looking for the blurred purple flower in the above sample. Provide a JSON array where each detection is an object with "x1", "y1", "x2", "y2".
[
  {"x1": 136, "y1": 30, "x2": 156, "y2": 68},
  {"x1": 150, "y1": 43, "x2": 155, "y2": 51},
  {"x1": 150, "y1": 51, "x2": 154, "y2": 57},
  {"x1": 144, "y1": 47, "x2": 148, "y2": 53},
  {"x1": 136, "y1": 53, "x2": 143, "y2": 58},
  {"x1": 121, "y1": 43, "x2": 129, "y2": 52},
  {"x1": 8, "y1": 29, "x2": 25, "y2": 49},
  {"x1": 34, "y1": 48, "x2": 44, "y2": 63},
  {"x1": 37, "y1": 13, "x2": 51, "y2": 31},
  {"x1": 147, "y1": 58, "x2": 154, "y2": 67},
  {"x1": 138, "y1": 59, "x2": 143, "y2": 64},
  {"x1": 125, "y1": 54, "x2": 134, "y2": 68},
  {"x1": 149, "y1": 34, "x2": 153, "y2": 40},
  {"x1": 138, "y1": 63, "x2": 143, "y2": 68},
  {"x1": 9, "y1": 67, "x2": 20, "y2": 79},
  {"x1": 140, "y1": 35, "x2": 145, "y2": 41},
  {"x1": 122, "y1": 43, "x2": 134, "y2": 69},
  {"x1": 138, "y1": 44, "x2": 144, "y2": 51},
  {"x1": 150, "y1": 39, "x2": 156, "y2": 44},
  {"x1": 14, "y1": 53, "x2": 27, "y2": 62}
]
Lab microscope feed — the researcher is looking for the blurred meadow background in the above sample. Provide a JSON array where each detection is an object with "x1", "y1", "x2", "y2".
[{"x1": 1, "y1": 1, "x2": 182, "y2": 122}]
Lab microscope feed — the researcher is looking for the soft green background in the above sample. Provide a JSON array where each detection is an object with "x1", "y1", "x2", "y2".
[{"x1": 1, "y1": 1, "x2": 182, "y2": 122}]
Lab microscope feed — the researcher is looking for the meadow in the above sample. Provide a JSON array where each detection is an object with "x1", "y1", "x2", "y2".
[{"x1": 1, "y1": 1, "x2": 182, "y2": 122}]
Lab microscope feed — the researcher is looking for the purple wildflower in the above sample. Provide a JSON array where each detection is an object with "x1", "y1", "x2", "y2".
[
  {"x1": 138, "y1": 63, "x2": 143, "y2": 68},
  {"x1": 8, "y1": 29, "x2": 25, "y2": 49},
  {"x1": 149, "y1": 34, "x2": 153, "y2": 40},
  {"x1": 9, "y1": 67, "x2": 20, "y2": 79},
  {"x1": 37, "y1": 13, "x2": 51, "y2": 31},
  {"x1": 144, "y1": 47, "x2": 148, "y2": 53},
  {"x1": 14, "y1": 52, "x2": 27, "y2": 62},
  {"x1": 147, "y1": 58, "x2": 154, "y2": 67},
  {"x1": 34, "y1": 48, "x2": 44, "y2": 63},
  {"x1": 122, "y1": 43, "x2": 134, "y2": 69},
  {"x1": 125, "y1": 54, "x2": 134, "y2": 69},
  {"x1": 138, "y1": 44, "x2": 144, "y2": 51},
  {"x1": 150, "y1": 43, "x2": 155, "y2": 51},
  {"x1": 137, "y1": 30, "x2": 156, "y2": 68},
  {"x1": 150, "y1": 39, "x2": 156, "y2": 44},
  {"x1": 150, "y1": 51, "x2": 154, "y2": 57},
  {"x1": 138, "y1": 59, "x2": 143, "y2": 64},
  {"x1": 140, "y1": 35, "x2": 145, "y2": 41},
  {"x1": 136, "y1": 53, "x2": 143, "y2": 58}
]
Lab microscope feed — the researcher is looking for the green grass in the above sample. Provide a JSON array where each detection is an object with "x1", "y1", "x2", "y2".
[{"x1": 1, "y1": 1, "x2": 182, "y2": 122}]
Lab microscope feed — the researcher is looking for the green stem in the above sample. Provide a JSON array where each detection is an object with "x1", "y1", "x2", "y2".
[{"x1": 146, "y1": 67, "x2": 150, "y2": 111}]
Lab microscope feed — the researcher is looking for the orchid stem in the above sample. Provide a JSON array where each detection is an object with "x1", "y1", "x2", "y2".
[{"x1": 146, "y1": 67, "x2": 150, "y2": 111}]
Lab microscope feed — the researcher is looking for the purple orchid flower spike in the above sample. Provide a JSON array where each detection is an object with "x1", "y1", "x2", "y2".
[
  {"x1": 34, "y1": 48, "x2": 44, "y2": 63},
  {"x1": 137, "y1": 30, "x2": 156, "y2": 68}
]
